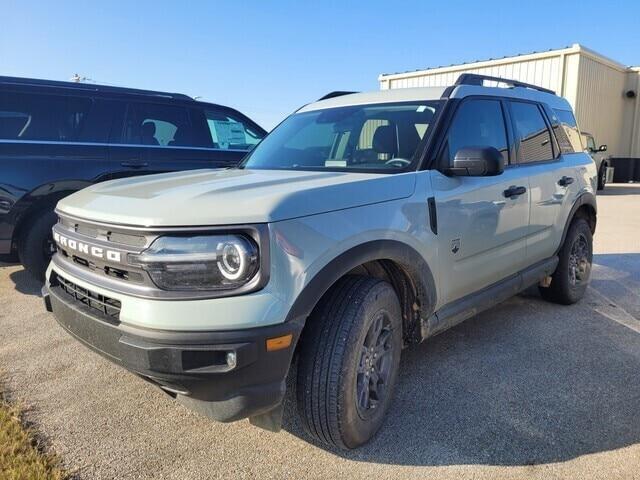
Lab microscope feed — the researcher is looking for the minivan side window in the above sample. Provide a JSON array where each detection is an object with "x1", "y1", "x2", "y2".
[
  {"x1": 510, "y1": 102, "x2": 554, "y2": 163},
  {"x1": 205, "y1": 109, "x2": 263, "y2": 150},
  {"x1": 441, "y1": 98, "x2": 509, "y2": 165},
  {"x1": 553, "y1": 109, "x2": 583, "y2": 153},
  {"x1": 0, "y1": 92, "x2": 91, "y2": 142},
  {"x1": 121, "y1": 102, "x2": 193, "y2": 147}
]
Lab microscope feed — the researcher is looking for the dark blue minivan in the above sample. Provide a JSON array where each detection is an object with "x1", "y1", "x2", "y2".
[{"x1": 0, "y1": 76, "x2": 266, "y2": 279}]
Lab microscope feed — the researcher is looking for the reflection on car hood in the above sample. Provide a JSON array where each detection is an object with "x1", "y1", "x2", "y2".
[{"x1": 57, "y1": 168, "x2": 416, "y2": 226}]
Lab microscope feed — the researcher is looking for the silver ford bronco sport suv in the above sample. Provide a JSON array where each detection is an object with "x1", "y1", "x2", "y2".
[{"x1": 43, "y1": 74, "x2": 597, "y2": 449}]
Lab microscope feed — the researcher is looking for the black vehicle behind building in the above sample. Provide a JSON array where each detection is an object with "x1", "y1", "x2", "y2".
[{"x1": 0, "y1": 76, "x2": 266, "y2": 279}]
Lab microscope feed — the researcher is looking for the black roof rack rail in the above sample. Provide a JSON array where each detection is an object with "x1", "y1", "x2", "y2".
[
  {"x1": 0, "y1": 75, "x2": 194, "y2": 101},
  {"x1": 317, "y1": 91, "x2": 358, "y2": 101},
  {"x1": 454, "y1": 73, "x2": 556, "y2": 95}
]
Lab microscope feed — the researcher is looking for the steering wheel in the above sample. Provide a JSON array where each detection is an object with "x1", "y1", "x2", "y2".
[{"x1": 385, "y1": 158, "x2": 411, "y2": 167}]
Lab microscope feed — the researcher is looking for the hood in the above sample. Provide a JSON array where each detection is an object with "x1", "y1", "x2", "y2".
[{"x1": 57, "y1": 169, "x2": 416, "y2": 227}]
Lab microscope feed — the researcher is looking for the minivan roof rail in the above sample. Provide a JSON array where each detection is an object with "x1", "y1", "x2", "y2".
[
  {"x1": 454, "y1": 73, "x2": 556, "y2": 95},
  {"x1": 0, "y1": 75, "x2": 194, "y2": 101},
  {"x1": 317, "y1": 91, "x2": 359, "y2": 101}
]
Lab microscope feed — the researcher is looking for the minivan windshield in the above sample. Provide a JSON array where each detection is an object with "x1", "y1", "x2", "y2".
[{"x1": 241, "y1": 101, "x2": 442, "y2": 172}]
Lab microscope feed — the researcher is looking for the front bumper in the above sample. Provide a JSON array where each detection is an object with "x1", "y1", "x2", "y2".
[{"x1": 43, "y1": 280, "x2": 302, "y2": 422}]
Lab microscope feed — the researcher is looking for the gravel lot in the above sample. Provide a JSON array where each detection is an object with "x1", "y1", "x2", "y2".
[{"x1": 1, "y1": 184, "x2": 639, "y2": 479}]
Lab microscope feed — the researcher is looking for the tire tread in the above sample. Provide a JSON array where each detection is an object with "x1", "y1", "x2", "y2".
[{"x1": 297, "y1": 275, "x2": 386, "y2": 449}]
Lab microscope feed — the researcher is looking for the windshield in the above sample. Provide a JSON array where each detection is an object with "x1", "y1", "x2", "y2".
[{"x1": 241, "y1": 101, "x2": 442, "y2": 172}]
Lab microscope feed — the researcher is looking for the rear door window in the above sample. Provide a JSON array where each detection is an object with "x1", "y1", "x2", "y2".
[
  {"x1": 205, "y1": 109, "x2": 263, "y2": 150},
  {"x1": 121, "y1": 102, "x2": 193, "y2": 147},
  {"x1": 0, "y1": 91, "x2": 92, "y2": 142},
  {"x1": 510, "y1": 101, "x2": 554, "y2": 163}
]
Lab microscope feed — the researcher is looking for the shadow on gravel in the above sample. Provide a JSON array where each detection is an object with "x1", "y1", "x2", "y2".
[
  {"x1": 282, "y1": 255, "x2": 640, "y2": 466},
  {"x1": 9, "y1": 268, "x2": 43, "y2": 297}
]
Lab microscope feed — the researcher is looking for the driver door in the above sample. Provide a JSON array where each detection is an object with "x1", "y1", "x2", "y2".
[{"x1": 430, "y1": 97, "x2": 531, "y2": 305}]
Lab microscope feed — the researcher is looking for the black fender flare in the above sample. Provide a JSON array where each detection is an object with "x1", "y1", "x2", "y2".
[
  {"x1": 555, "y1": 191, "x2": 597, "y2": 255},
  {"x1": 284, "y1": 240, "x2": 437, "y2": 327}
]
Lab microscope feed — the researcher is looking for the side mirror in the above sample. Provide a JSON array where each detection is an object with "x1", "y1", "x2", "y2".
[
  {"x1": 446, "y1": 146, "x2": 504, "y2": 177},
  {"x1": 599, "y1": 144, "x2": 608, "y2": 152}
]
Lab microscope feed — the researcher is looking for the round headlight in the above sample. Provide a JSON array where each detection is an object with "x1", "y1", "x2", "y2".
[
  {"x1": 218, "y1": 241, "x2": 248, "y2": 280},
  {"x1": 128, "y1": 234, "x2": 259, "y2": 291}
]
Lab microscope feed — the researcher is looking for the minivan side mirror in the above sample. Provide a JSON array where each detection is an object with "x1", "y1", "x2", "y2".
[
  {"x1": 599, "y1": 144, "x2": 608, "y2": 152},
  {"x1": 446, "y1": 146, "x2": 505, "y2": 177}
]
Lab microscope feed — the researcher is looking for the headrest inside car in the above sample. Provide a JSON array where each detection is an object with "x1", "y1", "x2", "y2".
[{"x1": 372, "y1": 125, "x2": 397, "y2": 155}]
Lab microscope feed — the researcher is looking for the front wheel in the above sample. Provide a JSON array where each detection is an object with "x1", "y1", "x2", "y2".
[
  {"x1": 18, "y1": 210, "x2": 58, "y2": 282},
  {"x1": 539, "y1": 217, "x2": 593, "y2": 304},
  {"x1": 597, "y1": 164, "x2": 607, "y2": 191},
  {"x1": 296, "y1": 275, "x2": 402, "y2": 449}
]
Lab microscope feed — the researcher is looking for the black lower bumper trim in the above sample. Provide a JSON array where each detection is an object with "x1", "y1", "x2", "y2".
[{"x1": 45, "y1": 283, "x2": 302, "y2": 422}]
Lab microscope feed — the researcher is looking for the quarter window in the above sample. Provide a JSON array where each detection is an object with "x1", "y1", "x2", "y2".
[
  {"x1": 205, "y1": 110, "x2": 263, "y2": 150},
  {"x1": 0, "y1": 92, "x2": 91, "y2": 142},
  {"x1": 510, "y1": 102, "x2": 554, "y2": 163},
  {"x1": 442, "y1": 99, "x2": 509, "y2": 164},
  {"x1": 551, "y1": 109, "x2": 582, "y2": 154}
]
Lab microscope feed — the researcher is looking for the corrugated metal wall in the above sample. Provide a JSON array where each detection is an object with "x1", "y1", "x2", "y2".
[
  {"x1": 574, "y1": 56, "x2": 629, "y2": 157},
  {"x1": 384, "y1": 55, "x2": 564, "y2": 94},
  {"x1": 380, "y1": 46, "x2": 640, "y2": 159},
  {"x1": 625, "y1": 69, "x2": 640, "y2": 158}
]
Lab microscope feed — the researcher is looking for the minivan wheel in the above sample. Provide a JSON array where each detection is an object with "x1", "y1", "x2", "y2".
[
  {"x1": 539, "y1": 218, "x2": 592, "y2": 305},
  {"x1": 296, "y1": 275, "x2": 402, "y2": 449},
  {"x1": 18, "y1": 210, "x2": 58, "y2": 282}
]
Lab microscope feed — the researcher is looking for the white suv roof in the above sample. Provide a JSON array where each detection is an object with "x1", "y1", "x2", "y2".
[{"x1": 299, "y1": 87, "x2": 447, "y2": 112}]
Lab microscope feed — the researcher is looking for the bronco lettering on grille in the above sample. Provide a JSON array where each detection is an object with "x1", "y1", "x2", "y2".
[{"x1": 53, "y1": 231, "x2": 122, "y2": 263}]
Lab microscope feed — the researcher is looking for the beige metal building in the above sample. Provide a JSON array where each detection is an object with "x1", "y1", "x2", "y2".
[{"x1": 379, "y1": 44, "x2": 640, "y2": 160}]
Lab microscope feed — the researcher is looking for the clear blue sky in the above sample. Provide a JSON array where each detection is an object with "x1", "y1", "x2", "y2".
[{"x1": 2, "y1": 0, "x2": 639, "y2": 129}]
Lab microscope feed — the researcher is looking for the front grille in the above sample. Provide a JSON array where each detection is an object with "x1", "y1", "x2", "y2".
[
  {"x1": 108, "y1": 231, "x2": 147, "y2": 248},
  {"x1": 58, "y1": 249, "x2": 146, "y2": 284},
  {"x1": 58, "y1": 215, "x2": 148, "y2": 248},
  {"x1": 54, "y1": 273, "x2": 121, "y2": 321}
]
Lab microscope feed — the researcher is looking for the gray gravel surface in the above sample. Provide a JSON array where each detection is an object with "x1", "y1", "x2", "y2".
[{"x1": 1, "y1": 184, "x2": 639, "y2": 479}]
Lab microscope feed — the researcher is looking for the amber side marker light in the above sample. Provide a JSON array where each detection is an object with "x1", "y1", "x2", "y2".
[{"x1": 266, "y1": 333, "x2": 293, "y2": 352}]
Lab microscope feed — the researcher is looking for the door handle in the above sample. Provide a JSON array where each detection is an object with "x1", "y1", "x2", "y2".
[
  {"x1": 120, "y1": 161, "x2": 148, "y2": 169},
  {"x1": 558, "y1": 176, "x2": 574, "y2": 187},
  {"x1": 503, "y1": 185, "x2": 527, "y2": 198}
]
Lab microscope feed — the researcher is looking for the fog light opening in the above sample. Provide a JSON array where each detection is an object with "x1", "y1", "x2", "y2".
[{"x1": 226, "y1": 351, "x2": 237, "y2": 369}]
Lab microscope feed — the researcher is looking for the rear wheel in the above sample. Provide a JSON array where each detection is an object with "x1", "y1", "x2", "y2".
[
  {"x1": 539, "y1": 218, "x2": 592, "y2": 304},
  {"x1": 296, "y1": 275, "x2": 402, "y2": 449},
  {"x1": 18, "y1": 210, "x2": 58, "y2": 282}
]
